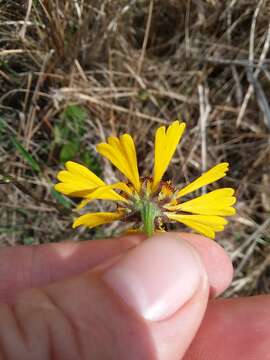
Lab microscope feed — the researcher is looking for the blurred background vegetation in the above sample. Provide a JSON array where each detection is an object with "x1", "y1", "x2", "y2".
[{"x1": 0, "y1": 0, "x2": 270, "y2": 296}]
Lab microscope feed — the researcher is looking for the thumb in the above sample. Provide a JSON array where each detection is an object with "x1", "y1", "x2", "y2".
[
  {"x1": 1, "y1": 234, "x2": 209, "y2": 360},
  {"x1": 103, "y1": 234, "x2": 209, "y2": 359}
]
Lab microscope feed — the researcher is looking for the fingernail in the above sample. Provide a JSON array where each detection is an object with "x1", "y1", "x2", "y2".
[{"x1": 103, "y1": 234, "x2": 205, "y2": 321}]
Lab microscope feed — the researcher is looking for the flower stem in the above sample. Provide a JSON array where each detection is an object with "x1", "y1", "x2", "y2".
[{"x1": 140, "y1": 201, "x2": 159, "y2": 237}]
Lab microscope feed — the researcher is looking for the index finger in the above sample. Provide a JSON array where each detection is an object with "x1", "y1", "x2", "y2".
[
  {"x1": 0, "y1": 233, "x2": 233, "y2": 304},
  {"x1": 0, "y1": 235, "x2": 142, "y2": 303}
]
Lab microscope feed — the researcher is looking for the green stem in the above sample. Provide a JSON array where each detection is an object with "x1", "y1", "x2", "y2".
[{"x1": 140, "y1": 201, "x2": 158, "y2": 237}]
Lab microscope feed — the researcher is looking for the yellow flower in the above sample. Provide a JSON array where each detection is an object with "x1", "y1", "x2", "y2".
[{"x1": 54, "y1": 121, "x2": 236, "y2": 239}]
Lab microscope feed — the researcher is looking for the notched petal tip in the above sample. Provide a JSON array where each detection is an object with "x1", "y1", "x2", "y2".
[
  {"x1": 56, "y1": 170, "x2": 68, "y2": 182},
  {"x1": 173, "y1": 120, "x2": 186, "y2": 130},
  {"x1": 96, "y1": 133, "x2": 141, "y2": 192},
  {"x1": 65, "y1": 160, "x2": 85, "y2": 172},
  {"x1": 65, "y1": 160, "x2": 75, "y2": 167},
  {"x1": 54, "y1": 159, "x2": 111, "y2": 198},
  {"x1": 152, "y1": 120, "x2": 186, "y2": 190},
  {"x1": 54, "y1": 183, "x2": 69, "y2": 195}
]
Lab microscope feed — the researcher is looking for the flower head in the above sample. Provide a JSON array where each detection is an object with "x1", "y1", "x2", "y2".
[{"x1": 54, "y1": 121, "x2": 236, "y2": 239}]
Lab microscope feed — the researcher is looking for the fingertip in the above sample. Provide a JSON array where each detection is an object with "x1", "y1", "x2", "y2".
[
  {"x1": 178, "y1": 233, "x2": 233, "y2": 297},
  {"x1": 102, "y1": 233, "x2": 210, "y2": 359},
  {"x1": 103, "y1": 233, "x2": 207, "y2": 322}
]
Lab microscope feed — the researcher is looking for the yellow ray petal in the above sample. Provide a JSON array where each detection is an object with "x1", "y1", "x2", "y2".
[
  {"x1": 76, "y1": 198, "x2": 92, "y2": 210},
  {"x1": 108, "y1": 182, "x2": 133, "y2": 195},
  {"x1": 96, "y1": 134, "x2": 140, "y2": 192},
  {"x1": 54, "y1": 182, "x2": 92, "y2": 197},
  {"x1": 76, "y1": 185, "x2": 128, "y2": 210},
  {"x1": 76, "y1": 181, "x2": 134, "y2": 210},
  {"x1": 177, "y1": 163, "x2": 229, "y2": 198},
  {"x1": 166, "y1": 188, "x2": 236, "y2": 216},
  {"x1": 73, "y1": 211, "x2": 123, "y2": 229},
  {"x1": 166, "y1": 213, "x2": 228, "y2": 239},
  {"x1": 55, "y1": 161, "x2": 123, "y2": 201},
  {"x1": 55, "y1": 161, "x2": 105, "y2": 196},
  {"x1": 152, "y1": 121, "x2": 186, "y2": 191},
  {"x1": 65, "y1": 161, "x2": 105, "y2": 185}
]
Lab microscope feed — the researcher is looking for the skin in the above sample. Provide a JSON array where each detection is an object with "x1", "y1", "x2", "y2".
[{"x1": 0, "y1": 233, "x2": 269, "y2": 359}]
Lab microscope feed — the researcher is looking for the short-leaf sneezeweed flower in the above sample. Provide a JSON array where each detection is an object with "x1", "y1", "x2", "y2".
[{"x1": 54, "y1": 121, "x2": 236, "y2": 239}]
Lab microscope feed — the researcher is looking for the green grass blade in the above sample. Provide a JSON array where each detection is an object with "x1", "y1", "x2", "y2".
[
  {"x1": 51, "y1": 189, "x2": 72, "y2": 208},
  {"x1": 11, "y1": 136, "x2": 41, "y2": 172}
]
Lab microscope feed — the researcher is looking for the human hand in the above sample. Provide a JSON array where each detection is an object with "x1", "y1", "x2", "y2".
[{"x1": 0, "y1": 233, "x2": 269, "y2": 359}]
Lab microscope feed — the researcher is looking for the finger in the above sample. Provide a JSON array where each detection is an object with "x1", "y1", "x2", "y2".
[
  {"x1": 0, "y1": 232, "x2": 232, "y2": 304},
  {"x1": 0, "y1": 235, "x2": 143, "y2": 304},
  {"x1": 179, "y1": 233, "x2": 233, "y2": 297},
  {"x1": 184, "y1": 295, "x2": 270, "y2": 360},
  {"x1": 0, "y1": 233, "x2": 209, "y2": 360}
]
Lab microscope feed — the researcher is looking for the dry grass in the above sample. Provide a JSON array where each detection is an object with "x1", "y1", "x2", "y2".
[{"x1": 1, "y1": 0, "x2": 270, "y2": 296}]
